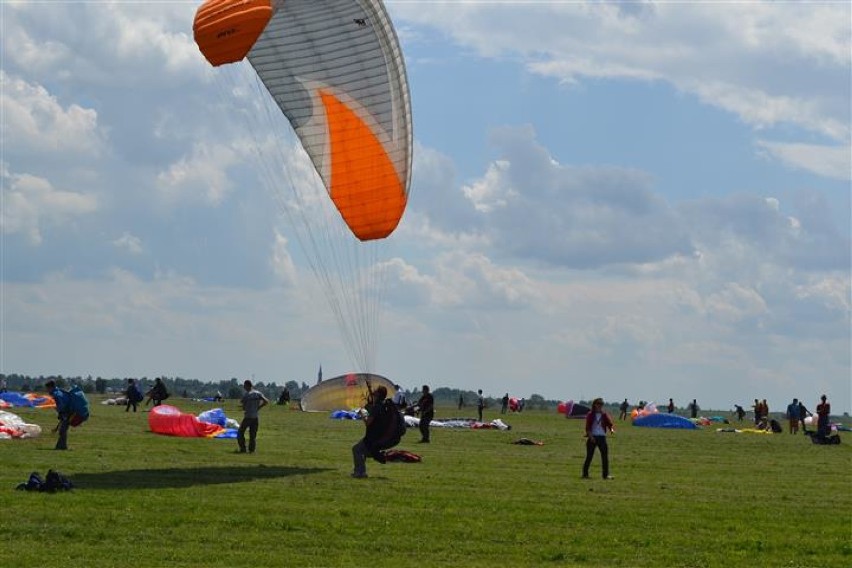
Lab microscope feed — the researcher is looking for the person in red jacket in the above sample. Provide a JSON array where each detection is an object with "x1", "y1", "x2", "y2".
[{"x1": 582, "y1": 398, "x2": 615, "y2": 480}]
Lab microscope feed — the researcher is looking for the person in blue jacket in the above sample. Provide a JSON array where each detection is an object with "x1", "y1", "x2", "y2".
[{"x1": 44, "y1": 380, "x2": 70, "y2": 450}]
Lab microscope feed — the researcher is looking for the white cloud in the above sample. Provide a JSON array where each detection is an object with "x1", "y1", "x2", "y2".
[
  {"x1": 705, "y1": 283, "x2": 769, "y2": 324},
  {"x1": 1, "y1": 168, "x2": 98, "y2": 245},
  {"x1": 2, "y1": 3, "x2": 204, "y2": 86},
  {"x1": 270, "y1": 230, "x2": 298, "y2": 287},
  {"x1": 755, "y1": 140, "x2": 852, "y2": 181},
  {"x1": 1, "y1": 71, "x2": 105, "y2": 157},
  {"x1": 452, "y1": 126, "x2": 693, "y2": 268},
  {"x1": 395, "y1": 2, "x2": 851, "y2": 143},
  {"x1": 383, "y1": 250, "x2": 542, "y2": 310},
  {"x1": 112, "y1": 232, "x2": 143, "y2": 255},
  {"x1": 795, "y1": 276, "x2": 851, "y2": 314},
  {"x1": 156, "y1": 141, "x2": 240, "y2": 205}
]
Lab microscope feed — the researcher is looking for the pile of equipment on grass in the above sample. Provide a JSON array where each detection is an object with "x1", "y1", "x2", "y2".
[
  {"x1": 806, "y1": 431, "x2": 841, "y2": 445},
  {"x1": 16, "y1": 470, "x2": 73, "y2": 492}
]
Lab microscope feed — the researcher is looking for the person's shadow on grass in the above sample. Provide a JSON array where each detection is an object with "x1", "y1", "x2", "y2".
[{"x1": 71, "y1": 465, "x2": 330, "y2": 489}]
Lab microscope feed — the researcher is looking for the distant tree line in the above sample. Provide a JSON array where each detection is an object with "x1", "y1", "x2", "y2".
[
  {"x1": 0, "y1": 373, "x2": 309, "y2": 401},
  {"x1": 2, "y1": 373, "x2": 570, "y2": 410}
]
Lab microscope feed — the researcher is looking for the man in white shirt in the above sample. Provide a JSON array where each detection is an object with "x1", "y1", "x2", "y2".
[{"x1": 237, "y1": 380, "x2": 269, "y2": 454}]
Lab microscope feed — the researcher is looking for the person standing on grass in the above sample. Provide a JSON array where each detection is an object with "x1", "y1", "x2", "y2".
[
  {"x1": 582, "y1": 398, "x2": 615, "y2": 480},
  {"x1": 125, "y1": 378, "x2": 143, "y2": 413},
  {"x1": 688, "y1": 399, "x2": 699, "y2": 419},
  {"x1": 44, "y1": 380, "x2": 71, "y2": 450},
  {"x1": 667, "y1": 398, "x2": 675, "y2": 414},
  {"x1": 619, "y1": 399, "x2": 629, "y2": 421},
  {"x1": 786, "y1": 398, "x2": 800, "y2": 434},
  {"x1": 477, "y1": 389, "x2": 485, "y2": 422},
  {"x1": 237, "y1": 380, "x2": 269, "y2": 454},
  {"x1": 416, "y1": 385, "x2": 434, "y2": 443},
  {"x1": 816, "y1": 395, "x2": 831, "y2": 437}
]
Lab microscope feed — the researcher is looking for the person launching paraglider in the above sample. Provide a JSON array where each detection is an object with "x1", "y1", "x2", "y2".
[
  {"x1": 351, "y1": 385, "x2": 390, "y2": 479},
  {"x1": 582, "y1": 398, "x2": 615, "y2": 480},
  {"x1": 145, "y1": 378, "x2": 169, "y2": 407}
]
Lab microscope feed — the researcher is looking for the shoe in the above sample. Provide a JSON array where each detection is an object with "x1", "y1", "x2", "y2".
[
  {"x1": 235, "y1": 449, "x2": 247, "y2": 454},
  {"x1": 350, "y1": 472, "x2": 368, "y2": 479}
]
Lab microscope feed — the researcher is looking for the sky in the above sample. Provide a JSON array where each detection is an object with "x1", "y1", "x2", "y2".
[{"x1": 1, "y1": 0, "x2": 850, "y2": 413}]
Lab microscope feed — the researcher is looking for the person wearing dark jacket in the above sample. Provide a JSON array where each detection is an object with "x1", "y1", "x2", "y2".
[
  {"x1": 582, "y1": 398, "x2": 615, "y2": 480},
  {"x1": 416, "y1": 385, "x2": 434, "y2": 443},
  {"x1": 145, "y1": 378, "x2": 169, "y2": 407},
  {"x1": 351, "y1": 386, "x2": 388, "y2": 479},
  {"x1": 125, "y1": 378, "x2": 143, "y2": 413},
  {"x1": 44, "y1": 380, "x2": 71, "y2": 450}
]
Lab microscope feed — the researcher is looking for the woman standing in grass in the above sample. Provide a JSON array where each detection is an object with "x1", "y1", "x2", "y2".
[{"x1": 582, "y1": 398, "x2": 614, "y2": 480}]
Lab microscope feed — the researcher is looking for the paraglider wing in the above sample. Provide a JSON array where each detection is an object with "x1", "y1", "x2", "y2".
[
  {"x1": 192, "y1": 0, "x2": 412, "y2": 371},
  {"x1": 148, "y1": 405, "x2": 226, "y2": 437},
  {"x1": 246, "y1": 0, "x2": 412, "y2": 241},
  {"x1": 300, "y1": 372, "x2": 395, "y2": 412},
  {"x1": 633, "y1": 413, "x2": 698, "y2": 430}
]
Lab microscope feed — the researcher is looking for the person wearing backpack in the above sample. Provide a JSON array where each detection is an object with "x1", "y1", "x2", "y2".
[
  {"x1": 145, "y1": 377, "x2": 170, "y2": 407},
  {"x1": 44, "y1": 380, "x2": 71, "y2": 450},
  {"x1": 351, "y1": 385, "x2": 389, "y2": 479},
  {"x1": 126, "y1": 378, "x2": 143, "y2": 413}
]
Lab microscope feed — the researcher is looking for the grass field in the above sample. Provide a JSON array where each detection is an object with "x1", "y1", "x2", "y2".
[{"x1": 1, "y1": 396, "x2": 849, "y2": 567}]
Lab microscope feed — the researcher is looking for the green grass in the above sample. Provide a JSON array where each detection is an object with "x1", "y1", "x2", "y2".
[{"x1": 1, "y1": 398, "x2": 849, "y2": 567}]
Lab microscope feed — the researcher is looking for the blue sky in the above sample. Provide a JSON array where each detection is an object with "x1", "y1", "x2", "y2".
[{"x1": 2, "y1": 1, "x2": 850, "y2": 413}]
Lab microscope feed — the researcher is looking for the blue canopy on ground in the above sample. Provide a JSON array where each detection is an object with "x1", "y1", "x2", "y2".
[
  {"x1": 633, "y1": 413, "x2": 698, "y2": 429},
  {"x1": 0, "y1": 392, "x2": 50, "y2": 407}
]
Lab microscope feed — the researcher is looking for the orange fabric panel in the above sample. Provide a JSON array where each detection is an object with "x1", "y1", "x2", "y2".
[
  {"x1": 194, "y1": 0, "x2": 272, "y2": 67},
  {"x1": 320, "y1": 91, "x2": 408, "y2": 241}
]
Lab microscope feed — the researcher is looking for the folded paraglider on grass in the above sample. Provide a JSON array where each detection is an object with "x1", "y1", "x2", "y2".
[
  {"x1": 148, "y1": 405, "x2": 238, "y2": 439},
  {"x1": 0, "y1": 411, "x2": 42, "y2": 439}
]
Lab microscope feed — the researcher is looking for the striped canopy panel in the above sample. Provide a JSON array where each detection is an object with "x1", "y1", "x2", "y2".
[{"x1": 247, "y1": 0, "x2": 412, "y2": 241}]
